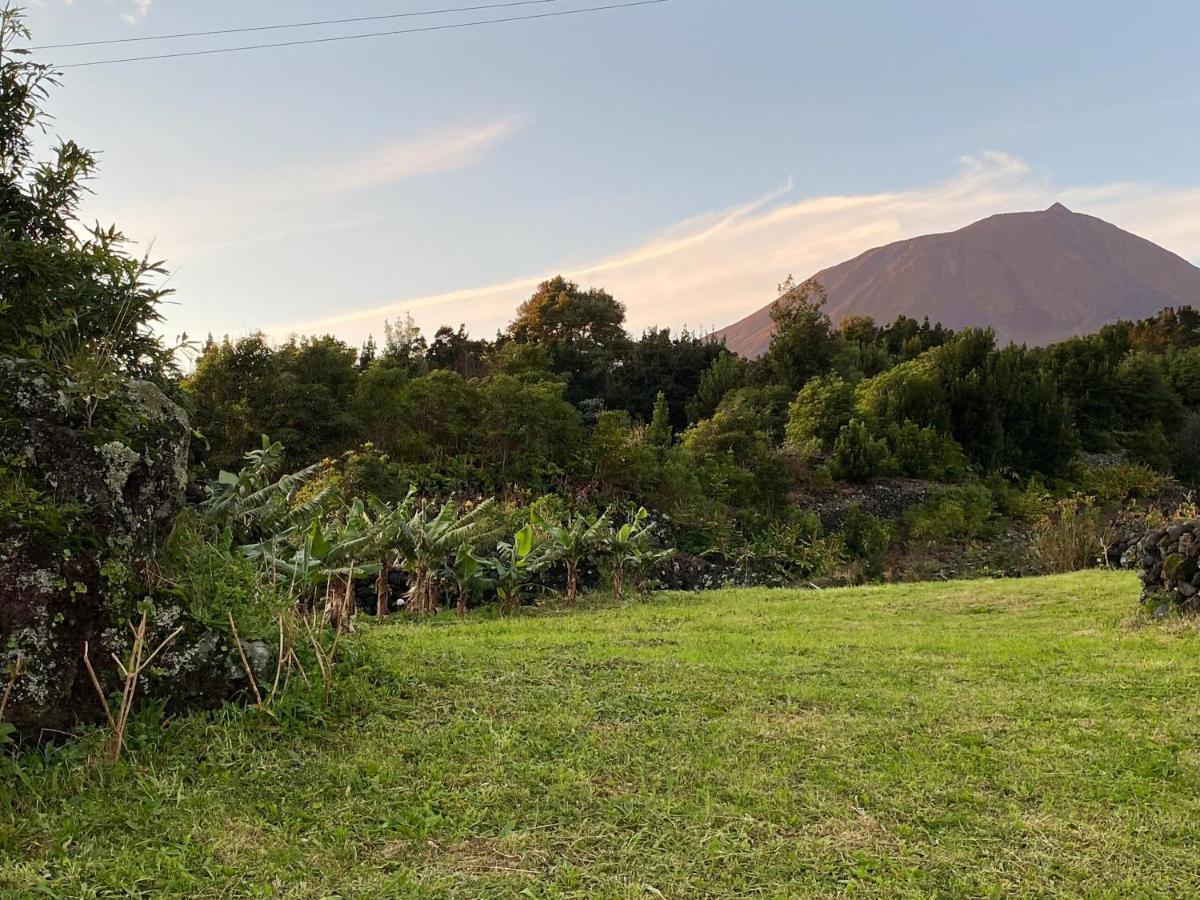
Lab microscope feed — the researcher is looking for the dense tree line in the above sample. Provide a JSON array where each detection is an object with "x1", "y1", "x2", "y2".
[{"x1": 185, "y1": 270, "x2": 1200, "y2": 566}]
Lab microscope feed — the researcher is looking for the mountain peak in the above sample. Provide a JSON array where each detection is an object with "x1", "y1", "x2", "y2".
[{"x1": 715, "y1": 206, "x2": 1200, "y2": 356}]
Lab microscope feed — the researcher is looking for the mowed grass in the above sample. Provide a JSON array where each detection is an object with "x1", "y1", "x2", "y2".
[{"x1": 4, "y1": 571, "x2": 1200, "y2": 897}]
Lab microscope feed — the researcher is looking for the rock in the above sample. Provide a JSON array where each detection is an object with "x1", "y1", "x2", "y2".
[
  {"x1": 1133, "y1": 518, "x2": 1200, "y2": 615},
  {"x1": 0, "y1": 358, "x2": 238, "y2": 741}
]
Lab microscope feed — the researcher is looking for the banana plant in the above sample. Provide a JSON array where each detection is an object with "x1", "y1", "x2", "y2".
[
  {"x1": 204, "y1": 435, "x2": 328, "y2": 540},
  {"x1": 242, "y1": 498, "x2": 378, "y2": 631},
  {"x1": 606, "y1": 507, "x2": 671, "y2": 601},
  {"x1": 394, "y1": 497, "x2": 497, "y2": 614},
  {"x1": 441, "y1": 543, "x2": 493, "y2": 615},
  {"x1": 532, "y1": 507, "x2": 611, "y2": 604},
  {"x1": 487, "y1": 524, "x2": 547, "y2": 614},
  {"x1": 363, "y1": 489, "x2": 418, "y2": 617}
]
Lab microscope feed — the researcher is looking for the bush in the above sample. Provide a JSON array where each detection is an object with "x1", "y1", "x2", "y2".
[
  {"x1": 985, "y1": 474, "x2": 1052, "y2": 521},
  {"x1": 785, "y1": 375, "x2": 855, "y2": 452},
  {"x1": 888, "y1": 421, "x2": 967, "y2": 480},
  {"x1": 1076, "y1": 460, "x2": 1175, "y2": 505},
  {"x1": 840, "y1": 505, "x2": 893, "y2": 578},
  {"x1": 830, "y1": 420, "x2": 892, "y2": 482},
  {"x1": 905, "y1": 485, "x2": 994, "y2": 545},
  {"x1": 1029, "y1": 496, "x2": 1115, "y2": 574},
  {"x1": 731, "y1": 509, "x2": 840, "y2": 585},
  {"x1": 158, "y1": 511, "x2": 291, "y2": 640}
]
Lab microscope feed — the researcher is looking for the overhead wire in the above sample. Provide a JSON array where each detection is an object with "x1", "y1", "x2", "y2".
[
  {"x1": 32, "y1": 0, "x2": 562, "y2": 50},
  {"x1": 53, "y1": 1, "x2": 670, "y2": 68}
]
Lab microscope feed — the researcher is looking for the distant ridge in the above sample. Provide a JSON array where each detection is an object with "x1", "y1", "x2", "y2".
[{"x1": 715, "y1": 204, "x2": 1200, "y2": 357}]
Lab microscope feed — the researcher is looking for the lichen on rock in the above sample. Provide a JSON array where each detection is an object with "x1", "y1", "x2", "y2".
[{"x1": 1, "y1": 357, "x2": 254, "y2": 741}]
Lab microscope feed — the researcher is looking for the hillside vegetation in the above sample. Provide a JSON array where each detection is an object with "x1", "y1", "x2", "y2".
[{"x1": 5, "y1": 571, "x2": 1200, "y2": 897}]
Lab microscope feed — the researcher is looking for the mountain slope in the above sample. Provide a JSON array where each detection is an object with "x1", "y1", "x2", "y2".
[{"x1": 716, "y1": 203, "x2": 1200, "y2": 356}]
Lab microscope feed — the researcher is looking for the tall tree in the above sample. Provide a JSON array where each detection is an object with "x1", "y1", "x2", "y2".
[
  {"x1": 760, "y1": 278, "x2": 839, "y2": 392},
  {"x1": 508, "y1": 276, "x2": 630, "y2": 402}
]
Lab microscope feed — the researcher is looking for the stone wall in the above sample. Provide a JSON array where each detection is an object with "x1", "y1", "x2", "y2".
[{"x1": 1126, "y1": 520, "x2": 1200, "y2": 616}]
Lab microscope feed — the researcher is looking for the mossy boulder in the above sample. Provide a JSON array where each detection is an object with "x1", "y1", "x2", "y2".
[{"x1": 1, "y1": 358, "x2": 252, "y2": 741}]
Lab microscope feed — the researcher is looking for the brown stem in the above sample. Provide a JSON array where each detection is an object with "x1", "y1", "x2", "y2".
[
  {"x1": 375, "y1": 560, "x2": 391, "y2": 618},
  {"x1": 82, "y1": 642, "x2": 117, "y2": 732},
  {"x1": 0, "y1": 651, "x2": 22, "y2": 723},
  {"x1": 566, "y1": 560, "x2": 579, "y2": 605},
  {"x1": 228, "y1": 612, "x2": 263, "y2": 707}
]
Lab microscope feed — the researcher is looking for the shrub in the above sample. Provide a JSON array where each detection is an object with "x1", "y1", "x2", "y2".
[
  {"x1": 159, "y1": 511, "x2": 291, "y2": 640},
  {"x1": 1029, "y1": 496, "x2": 1115, "y2": 574},
  {"x1": 732, "y1": 509, "x2": 840, "y2": 585},
  {"x1": 785, "y1": 375, "x2": 855, "y2": 452},
  {"x1": 830, "y1": 420, "x2": 892, "y2": 482},
  {"x1": 1076, "y1": 460, "x2": 1175, "y2": 505},
  {"x1": 840, "y1": 505, "x2": 892, "y2": 578},
  {"x1": 905, "y1": 485, "x2": 994, "y2": 545},
  {"x1": 888, "y1": 421, "x2": 967, "y2": 481},
  {"x1": 985, "y1": 473, "x2": 1052, "y2": 521}
]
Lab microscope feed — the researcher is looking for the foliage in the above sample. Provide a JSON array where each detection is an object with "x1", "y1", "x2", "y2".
[
  {"x1": 1076, "y1": 460, "x2": 1175, "y2": 505},
  {"x1": 730, "y1": 509, "x2": 839, "y2": 585},
  {"x1": 686, "y1": 349, "x2": 748, "y2": 424},
  {"x1": 488, "y1": 524, "x2": 549, "y2": 613},
  {"x1": 605, "y1": 507, "x2": 671, "y2": 599},
  {"x1": 839, "y1": 505, "x2": 892, "y2": 578},
  {"x1": 905, "y1": 485, "x2": 995, "y2": 546},
  {"x1": 829, "y1": 419, "x2": 892, "y2": 482},
  {"x1": 392, "y1": 497, "x2": 499, "y2": 614},
  {"x1": 532, "y1": 506, "x2": 611, "y2": 604},
  {"x1": 886, "y1": 420, "x2": 967, "y2": 480},
  {"x1": 760, "y1": 278, "x2": 838, "y2": 392},
  {"x1": 786, "y1": 374, "x2": 855, "y2": 453},
  {"x1": 158, "y1": 511, "x2": 290, "y2": 640},
  {"x1": 1029, "y1": 496, "x2": 1114, "y2": 574},
  {"x1": 0, "y1": 6, "x2": 174, "y2": 380}
]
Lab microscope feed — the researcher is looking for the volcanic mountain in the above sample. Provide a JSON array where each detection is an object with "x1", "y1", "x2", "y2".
[{"x1": 715, "y1": 203, "x2": 1200, "y2": 357}]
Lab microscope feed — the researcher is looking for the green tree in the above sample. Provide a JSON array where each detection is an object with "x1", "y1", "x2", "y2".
[
  {"x1": 686, "y1": 350, "x2": 748, "y2": 423},
  {"x1": 508, "y1": 276, "x2": 630, "y2": 402},
  {"x1": 0, "y1": 6, "x2": 173, "y2": 380},
  {"x1": 646, "y1": 392, "x2": 673, "y2": 450},
  {"x1": 761, "y1": 278, "x2": 839, "y2": 392},
  {"x1": 786, "y1": 374, "x2": 855, "y2": 451}
]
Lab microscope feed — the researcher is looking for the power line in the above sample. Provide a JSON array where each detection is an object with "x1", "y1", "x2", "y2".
[
  {"x1": 32, "y1": 0, "x2": 562, "y2": 50},
  {"x1": 56, "y1": 0, "x2": 669, "y2": 68}
]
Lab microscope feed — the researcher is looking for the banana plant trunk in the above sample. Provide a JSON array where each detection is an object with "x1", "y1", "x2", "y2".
[
  {"x1": 330, "y1": 574, "x2": 356, "y2": 632},
  {"x1": 613, "y1": 564, "x2": 625, "y2": 602},
  {"x1": 565, "y1": 559, "x2": 579, "y2": 605},
  {"x1": 375, "y1": 561, "x2": 390, "y2": 618}
]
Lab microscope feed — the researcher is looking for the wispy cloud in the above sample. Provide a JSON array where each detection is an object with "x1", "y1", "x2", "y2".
[
  {"x1": 44, "y1": 0, "x2": 155, "y2": 26},
  {"x1": 121, "y1": 0, "x2": 152, "y2": 26},
  {"x1": 328, "y1": 118, "x2": 527, "y2": 192},
  {"x1": 276, "y1": 152, "x2": 1200, "y2": 343},
  {"x1": 104, "y1": 117, "x2": 526, "y2": 261}
]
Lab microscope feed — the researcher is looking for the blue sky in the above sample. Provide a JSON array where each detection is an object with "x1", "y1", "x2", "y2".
[{"x1": 22, "y1": 0, "x2": 1200, "y2": 348}]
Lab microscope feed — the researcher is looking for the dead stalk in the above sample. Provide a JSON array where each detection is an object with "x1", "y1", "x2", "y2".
[
  {"x1": 0, "y1": 651, "x2": 24, "y2": 723},
  {"x1": 82, "y1": 643, "x2": 118, "y2": 732},
  {"x1": 267, "y1": 614, "x2": 285, "y2": 705},
  {"x1": 85, "y1": 614, "x2": 184, "y2": 762},
  {"x1": 228, "y1": 612, "x2": 263, "y2": 707}
]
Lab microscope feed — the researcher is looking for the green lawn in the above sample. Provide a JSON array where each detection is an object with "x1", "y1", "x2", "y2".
[{"x1": 4, "y1": 571, "x2": 1200, "y2": 897}]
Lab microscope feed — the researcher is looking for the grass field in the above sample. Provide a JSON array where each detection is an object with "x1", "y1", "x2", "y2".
[{"x1": 3, "y1": 571, "x2": 1200, "y2": 897}]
